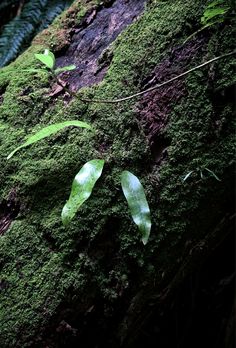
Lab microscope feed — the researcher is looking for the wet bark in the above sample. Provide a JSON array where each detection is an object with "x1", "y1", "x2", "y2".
[{"x1": 56, "y1": 0, "x2": 146, "y2": 91}]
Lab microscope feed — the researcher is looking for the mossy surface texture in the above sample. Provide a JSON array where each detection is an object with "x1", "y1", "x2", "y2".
[{"x1": 0, "y1": 0, "x2": 235, "y2": 346}]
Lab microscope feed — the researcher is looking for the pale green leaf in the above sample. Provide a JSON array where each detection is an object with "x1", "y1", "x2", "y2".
[
  {"x1": 7, "y1": 120, "x2": 92, "y2": 159},
  {"x1": 34, "y1": 49, "x2": 56, "y2": 69},
  {"x1": 61, "y1": 159, "x2": 105, "y2": 226},
  {"x1": 55, "y1": 65, "x2": 76, "y2": 74},
  {"x1": 121, "y1": 171, "x2": 151, "y2": 245}
]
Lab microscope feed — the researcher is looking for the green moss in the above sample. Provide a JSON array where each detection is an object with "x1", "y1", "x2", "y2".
[
  {"x1": 32, "y1": 0, "x2": 104, "y2": 51},
  {"x1": 0, "y1": 0, "x2": 235, "y2": 346}
]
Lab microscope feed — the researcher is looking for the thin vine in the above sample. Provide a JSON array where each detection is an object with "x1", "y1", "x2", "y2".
[{"x1": 53, "y1": 51, "x2": 235, "y2": 104}]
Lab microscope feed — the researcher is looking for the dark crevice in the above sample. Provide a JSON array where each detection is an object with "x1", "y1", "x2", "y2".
[
  {"x1": 0, "y1": 189, "x2": 20, "y2": 235},
  {"x1": 0, "y1": 84, "x2": 8, "y2": 105},
  {"x1": 128, "y1": 228, "x2": 235, "y2": 348},
  {"x1": 0, "y1": 1, "x2": 21, "y2": 30},
  {"x1": 208, "y1": 83, "x2": 236, "y2": 136},
  {"x1": 34, "y1": 226, "x2": 235, "y2": 348},
  {"x1": 42, "y1": 230, "x2": 58, "y2": 252}
]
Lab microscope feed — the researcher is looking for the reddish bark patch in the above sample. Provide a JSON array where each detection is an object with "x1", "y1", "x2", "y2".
[
  {"x1": 56, "y1": 0, "x2": 146, "y2": 91},
  {"x1": 137, "y1": 39, "x2": 206, "y2": 163}
]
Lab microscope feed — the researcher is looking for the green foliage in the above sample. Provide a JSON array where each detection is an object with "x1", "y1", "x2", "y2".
[
  {"x1": 62, "y1": 159, "x2": 105, "y2": 226},
  {"x1": 201, "y1": 0, "x2": 230, "y2": 26},
  {"x1": 34, "y1": 49, "x2": 76, "y2": 73},
  {"x1": 121, "y1": 171, "x2": 151, "y2": 245},
  {"x1": 0, "y1": 48, "x2": 76, "y2": 77},
  {"x1": 0, "y1": 0, "x2": 73, "y2": 67},
  {"x1": 183, "y1": 0, "x2": 231, "y2": 44},
  {"x1": 37, "y1": 0, "x2": 73, "y2": 32},
  {"x1": 62, "y1": 164, "x2": 152, "y2": 243},
  {"x1": 7, "y1": 120, "x2": 92, "y2": 159},
  {"x1": 4, "y1": 32, "x2": 231, "y2": 245},
  {"x1": 0, "y1": 1, "x2": 234, "y2": 343},
  {"x1": 183, "y1": 168, "x2": 221, "y2": 182},
  {"x1": 6, "y1": 49, "x2": 152, "y2": 244},
  {"x1": 35, "y1": 49, "x2": 55, "y2": 69}
]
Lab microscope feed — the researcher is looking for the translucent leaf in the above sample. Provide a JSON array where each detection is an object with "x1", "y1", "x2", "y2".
[
  {"x1": 55, "y1": 65, "x2": 76, "y2": 74},
  {"x1": 121, "y1": 171, "x2": 151, "y2": 245},
  {"x1": 61, "y1": 159, "x2": 105, "y2": 226},
  {"x1": 7, "y1": 120, "x2": 92, "y2": 159},
  {"x1": 34, "y1": 49, "x2": 55, "y2": 69},
  {"x1": 183, "y1": 171, "x2": 193, "y2": 182}
]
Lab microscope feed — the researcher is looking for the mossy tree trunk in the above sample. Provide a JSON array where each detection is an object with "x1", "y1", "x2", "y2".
[{"x1": 0, "y1": 1, "x2": 235, "y2": 347}]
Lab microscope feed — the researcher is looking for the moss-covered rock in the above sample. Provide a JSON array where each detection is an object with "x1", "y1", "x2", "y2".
[{"x1": 0, "y1": 0, "x2": 235, "y2": 346}]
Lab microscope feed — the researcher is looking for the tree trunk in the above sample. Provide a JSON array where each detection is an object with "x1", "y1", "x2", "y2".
[{"x1": 0, "y1": 0, "x2": 235, "y2": 347}]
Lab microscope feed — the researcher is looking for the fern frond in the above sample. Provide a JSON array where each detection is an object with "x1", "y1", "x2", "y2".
[
  {"x1": 0, "y1": 0, "x2": 73, "y2": 67},
  {"x1": 38, "y1": 0, "x2": 72, "y2": 32},
  {"x1": 0, "y1": 0, "x2": 47, "y2": 67}
]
